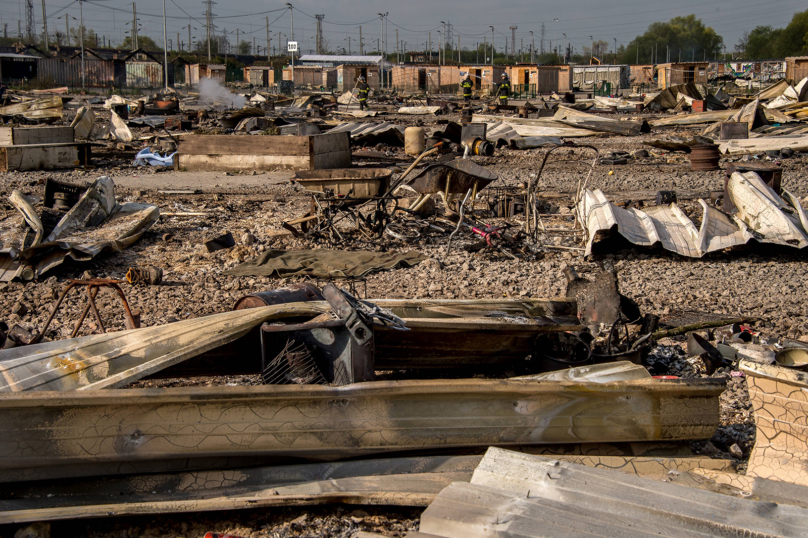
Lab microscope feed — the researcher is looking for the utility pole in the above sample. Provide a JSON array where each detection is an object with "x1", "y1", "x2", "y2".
[
  {"x1": 162, "y1": 0, "x2": 168, "y2": 91},
  {"x1": 79, "y1": 0, "x2": 86, "y2": 89},
  {"x1": 614, "y1": 38, "x2": 617, "y2": 64},
  {"x1": 64, "y1": 15, "x2": 68, "y2": 44},
  {"x1": 553, "y1": 18, "x2": 558, "y2": 58},
  {"x1": 441, "y1": 21, "x2": 445, "y2": 66},
  {"x1": 428, "y1": 32, "x2": 431, "y2": 63},
  {"x1": 314, "y1": 14, "x2": 323, "y2": 54},
  {"x1": 540, "y1": 23, "x2": 545, "y2": 54},
  {"x1": 520, "y1": 38, "x2": 523, "y2": 62},
  {"x1": 253, "y1": 36, "x2": 256, "y2": 55},
  {"x1": 510, "y1": 26, "x2": 516, "y2": 60},
  {"x1": 236, "y1": 28, "x2": 239, "y2": 53},
  {"x1": 286, "y1": 3, "x2": 294, "y2": 85},
  {"x1": 396, "y1": 28, "x2": 399, "y2": 64},
  {"x1": 41, "y1": 0, "x2": 48, "y2": 50},
  {"x1": 562, "y1": 34, "x2": 566, "y2": 63},
  {"x1": 458, "y1": 35, "x2": 460, "y2": 63},
  {"x1": 25, "y1": 0, "x2": 34, "y2": 40},
  {"x1": 203, "y1": 0, "x2": 215, "y2": 61},
  {"x1": 185, "y1": 23, "x2": 192, "y2": 52},
  {"x1": 483, "y1": 35, "x2": 486, "y2": 62},
  {"x1": 490, "y1": 26, "x2": 494, "y2": 64},
  {"x1": 347, "y1": 36, "x2": 351, "y2": 55},
  {"x1": 266, "y1": 17, "x2": 270, "y2": 59},
  {"x1": 359, "y1": 26, "x2": 363, "y2": 54}
]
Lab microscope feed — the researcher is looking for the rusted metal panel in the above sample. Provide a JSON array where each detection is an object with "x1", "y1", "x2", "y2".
[
  {"x1": 126, "y1": 61, "x2": 165, "y2": 88},
  {"x1": 0, "y1": 377, "x2": 724, "y2": 483},
  {"x1": 38, "y1": 58, "x2": 115, "y2": 88}
]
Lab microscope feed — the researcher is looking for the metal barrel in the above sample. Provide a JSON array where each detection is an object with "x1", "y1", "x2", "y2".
[
  {"x1": 690, "y1": 145, "x2": 721, "y2": 171},
  {"x1": 233, "y1": 283, "x2": 324, "y2": 310}
]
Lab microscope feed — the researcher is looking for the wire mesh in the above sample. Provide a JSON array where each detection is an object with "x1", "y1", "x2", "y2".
[{"x1": 262, "y1": 339, "x2": 328, "y2": 385}]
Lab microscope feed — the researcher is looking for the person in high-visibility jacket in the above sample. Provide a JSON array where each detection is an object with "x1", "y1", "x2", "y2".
[
  {"x1": 497, "y1": 73, "x2": 510, "y2": 106},
  {"x1": 461, "y1": 74, "x2": 473, "y2": 102},
  {"x1": 357, "y1": 76, "x2": 370, "y2": 110}
]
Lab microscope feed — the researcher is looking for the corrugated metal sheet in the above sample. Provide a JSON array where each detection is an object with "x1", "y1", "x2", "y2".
[
  {"x1": 573, "y1": 65, "x2": 630, "y2": 90},
  {"x1": 299, "y1": 55, "x2": 383, "y2": 63},
  {"x1": 126, "y1": 61, "x2": 164, "y2": 88},
  {"x1": 38, "y1": 58, "x2": 115, "y2": 88}
]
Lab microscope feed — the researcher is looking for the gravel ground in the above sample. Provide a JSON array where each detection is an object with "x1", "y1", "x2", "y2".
[{"x1": 0, "y1": 103, "x2": 800, "y2": 537}]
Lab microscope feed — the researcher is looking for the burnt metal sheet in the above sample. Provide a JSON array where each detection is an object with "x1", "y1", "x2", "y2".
[
  {"x1": 125, "y1": 62, "x2": 165, "y2": 89},
  {"x1": 578, "y1": 171, "x2": 808, "y2": 257},
  {"x1": 420, "y1": 448, "x2": 808, "y2": 538},
  {"x1": 38, "y1": 58, "x2": 115, "y2": 88},
  {"x1": 327, "y1": 122, "x2": 405, "y2": 146},
  {"x1": 0, "y1": 455, "x2": 480, "y2": 524},
  {"x1": 740, "y1": 359, "x2": 808, "y2": 487},
  {"x1": 0, "y1": 177, "x2": 159, "y2": 282},
  {"x1": 0, "y1": 377, "x2": 724, "y2": 483},
  {"x1": 0, "y1": 302, "x2": 331, "y2": 392},
  {"x1": 406, "y1": 159, "x2": 498, "y2": 195}
]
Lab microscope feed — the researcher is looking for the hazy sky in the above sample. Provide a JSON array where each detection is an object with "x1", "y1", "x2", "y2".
[{"x1": 1, "y1": 0, "x2": 803, "y2": 57}]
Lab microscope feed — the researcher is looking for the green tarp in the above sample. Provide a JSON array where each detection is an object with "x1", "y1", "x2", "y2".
[{"x1": 223, "y1": 249, "x2": 427, "y2": 279}]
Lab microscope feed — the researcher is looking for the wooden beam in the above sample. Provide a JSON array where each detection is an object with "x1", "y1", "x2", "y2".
[{"x1": 0, "y1": 143, "x2": 83, "y2": 171}]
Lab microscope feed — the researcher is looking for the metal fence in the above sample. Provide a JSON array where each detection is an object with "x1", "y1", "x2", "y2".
[
  {"x1": 38, "y1": 57, "x2": 171, "y2": 89},
  {"x1": 38, "y1": 58, "x2": 115, "y2": 88}
]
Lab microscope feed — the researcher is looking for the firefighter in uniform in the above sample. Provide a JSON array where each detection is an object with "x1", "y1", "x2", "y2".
[
  {"x1": 497, "y1": 73, "x2": 511, "y2": 106},
  {"x1": 357, "y1": 76, "x2": 370, "y2": 110},
  {"x1": 461, "y1": 74, "x2": 473, "y2": 103}
]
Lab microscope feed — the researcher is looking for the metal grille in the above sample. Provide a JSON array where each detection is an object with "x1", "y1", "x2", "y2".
[{"x1": 262, "y1": 339, "x2": 328, "y2": 385}]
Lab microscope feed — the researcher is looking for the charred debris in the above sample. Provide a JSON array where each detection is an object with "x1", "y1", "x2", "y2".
[{"x1": 3, "y1": 72, "x2": 808, "y2": 532}]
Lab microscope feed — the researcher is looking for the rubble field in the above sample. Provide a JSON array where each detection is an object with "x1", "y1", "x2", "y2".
[{"x1": 2, "y1": 88, "x2": 808, "y2": 536}]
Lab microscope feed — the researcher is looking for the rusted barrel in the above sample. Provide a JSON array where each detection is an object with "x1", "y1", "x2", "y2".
[
  {"x1": 233, "y1": 283, "x2": 324, "y2": 310},
  {"x1": 635, "y1": 103, "x2": 644, "y2": 112},
  {"x1": 690, "y1": 145, "x2": 721, "y2": 171}
]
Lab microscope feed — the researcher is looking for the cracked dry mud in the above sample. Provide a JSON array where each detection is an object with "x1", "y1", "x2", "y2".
[{"x1": 0, "y1": 110, "x2": 802, "y2": 537}]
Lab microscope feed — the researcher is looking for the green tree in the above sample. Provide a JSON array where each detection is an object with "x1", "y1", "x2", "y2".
[
  {"x1": 622, "y1": 15, "x2": 723, "y2": 64},
  {"x1": 69, "y1": 26, "x2": 98, "y2": 48},
  {"x1": 120, "y1": 35, "x2": 162, "y2": 51},
  {"x1": 779, "y1": 9, "x2": 808, "y2": 57},
  {"x1": 237, "y1": 40, "x2": 252, "y2": 54},
  {"x1": 736, "y1": 10, "x2": 808, "y2": 59}
]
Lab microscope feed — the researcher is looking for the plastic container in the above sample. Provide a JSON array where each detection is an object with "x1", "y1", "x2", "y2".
[{"x1": 404, "y1": 126, "x2": 425, "y2": 156}]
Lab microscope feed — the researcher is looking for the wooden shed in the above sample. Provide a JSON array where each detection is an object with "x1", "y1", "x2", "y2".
[
  {"x1": 283, "y1": 66, "x2": 325, "y2": 87},
  {"x1": 786, "y1": 57, "x2": 808, "y2": 83},
  {"x1": 186, "y1": 64, "x2": 225, "y2": 86},
  {"x1": 334, "y1": 64, "x2": 380, "y2": 92},
  {"x1": 656, "y1": 62, "x2": 708, "y2": 89},
  {"x1": 557, "y1": 65, "x2": 573, "y2": 93},
  {"x1": 245, "y1": 66, "x2": 275, "y2": 87},
  {"x1": 462, "y1": 65, "x2": 504, "y2": 94}
]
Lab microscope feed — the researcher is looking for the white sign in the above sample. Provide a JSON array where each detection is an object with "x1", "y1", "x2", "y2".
[{"x1": 287, "y1": 41, "x2": 298, "y2": 52}]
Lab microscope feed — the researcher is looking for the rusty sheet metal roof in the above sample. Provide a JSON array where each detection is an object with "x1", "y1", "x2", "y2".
[{"x1": 578, "y1": 171, "x2": 808, "y2": 257}]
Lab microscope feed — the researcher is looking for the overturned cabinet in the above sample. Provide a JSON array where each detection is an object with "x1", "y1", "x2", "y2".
[{"x1": 260, "y1": 284, "x2": 376, "y2": 385}]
